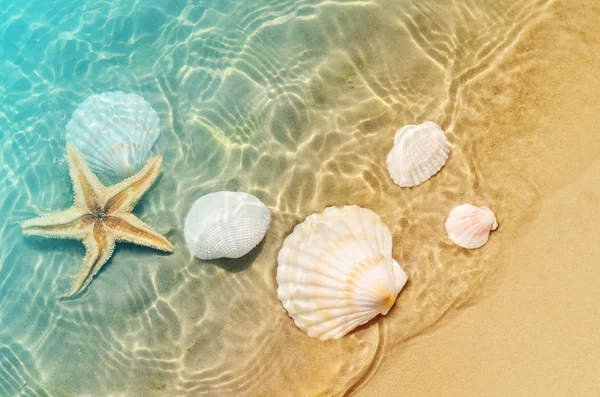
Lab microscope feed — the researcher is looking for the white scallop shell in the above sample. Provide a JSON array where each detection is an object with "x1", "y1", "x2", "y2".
[
  {"x1": 276, "y1": 205, "x2": 408, "y2": 341},
  {"x1": 184, "y1": 191, "x2": 272, "y2": 260},
  {"x1": 66, "y1": 91, "x2": 160, "y2": 181},
  {"x1": 386, "y1": 121, "x2": 450, "y2": 187},
  {"x1": 445, "y1": 204, "x2": 498, "y2": 249}
]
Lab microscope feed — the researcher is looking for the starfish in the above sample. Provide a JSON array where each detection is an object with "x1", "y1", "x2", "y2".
[{"x1": 22, "y1": 143, "x2": 173, "y2": 297}]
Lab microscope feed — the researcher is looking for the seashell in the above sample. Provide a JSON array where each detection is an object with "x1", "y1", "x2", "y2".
[
  {"x1": 445, "y1": 204, "x2": 498, "y2": 249},
  {"x1": 184, "y1": 191, "x2": 271, "y2": 260},
  {"x1": 386, "y1": 121, "x2": 450, "y2": 187},
  {"x1": 276, "y1": 205, "x2": 408, "y2": 341},
  {"x1": 66, "y1": 91, "x2": 160, "y2": 181}
]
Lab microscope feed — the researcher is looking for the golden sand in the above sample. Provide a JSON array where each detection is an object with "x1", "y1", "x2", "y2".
[
  {"x1": 168, "y1": 1, "x2": 600, "y2": 394},
  {"x1": 357, "y1": 0, "x2": 600, "y2": 395},
  {"x1": 4, "y1": 1, "x2": 598, "y2": 395}
]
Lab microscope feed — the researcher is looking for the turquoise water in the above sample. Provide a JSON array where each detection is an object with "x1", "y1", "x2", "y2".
[{"x1": 0, "y1": 0, "x2": 548, "y2": 395}]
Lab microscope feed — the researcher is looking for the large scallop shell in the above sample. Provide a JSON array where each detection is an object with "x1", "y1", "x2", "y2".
[
  {"x1": 276, "y1": 205, "x2": 408, "y2": 341},
  {"x1": 386, "y1": 121, "x2": 450, "y2": 187},
  {"x1": 66, "y1": 91, "x2": 160, "y2": 181},
  {"x1": 184, "y1": 191, "x2": 272, "y2": 260},
  {"x1": 445, "y1": 204, "x2": 498, "y2": 249}
]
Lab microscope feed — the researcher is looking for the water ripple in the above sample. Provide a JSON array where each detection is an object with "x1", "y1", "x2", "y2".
[{"x1": 0, "y1": 0, "x2": 551, "y2": 395}]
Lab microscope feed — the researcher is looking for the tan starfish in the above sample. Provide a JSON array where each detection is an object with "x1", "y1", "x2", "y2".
[{"x1": 22, "y1": 142, "x2": 173, "y2": 297}]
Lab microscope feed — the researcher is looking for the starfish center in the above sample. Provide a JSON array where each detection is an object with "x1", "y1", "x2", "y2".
[
  {"x1": 21, "y1": 143, "x2": 174, "y2": 297},
  {"x1": 96, "y1": 208, "x2": 107, "y2": 219}
]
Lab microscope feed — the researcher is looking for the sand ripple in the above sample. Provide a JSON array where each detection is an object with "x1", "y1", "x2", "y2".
[{"x1": 0, "y1": 339, "x2": 51, "y2": 397}]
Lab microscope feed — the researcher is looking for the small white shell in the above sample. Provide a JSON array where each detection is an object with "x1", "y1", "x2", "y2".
[
  {"x1": 66, "y1": 91, "x2": 160, "y2": 181},
  {"x1": 445, "y1": 204, "x2": 498, "y2": 249},
  {"x1": 277, "y1": 205, "x2": 408, "y2": 341},
  {"x1": 386, "y1": 121, "x2": 450, "y2": 187},
  {"x1": 184, "y1": 191, "x2": 271, "y2": 260}
]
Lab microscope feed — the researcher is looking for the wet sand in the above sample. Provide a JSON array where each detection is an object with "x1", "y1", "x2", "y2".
[
  {"x1": 363, "y1": 159, "x2": 600, "y2": 396},
  {"x1": 358, "y1": 0, "x2": 600, "y2": 394},
  {"x1": 1, "y1": 0, "x2": 599, "y2": 395}
]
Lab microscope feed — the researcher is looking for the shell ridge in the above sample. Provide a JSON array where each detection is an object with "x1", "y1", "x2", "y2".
[
  {"x1": 351, "y1": 210, "x2": 397, "y2": 295},
  {"x1": 290, "y1": 303, "x2": 379, "y2": 320},
  {"x1": 350, "y1": 274, "x2": 397, "y2": 305},
  {"x1": 455, "y1": 217, "x2": 487, "y2": 235},
  {"x1": 386, "y1": 121, "x2": 449, "y2": 187},
  {"x1": 317, "y1": 312, "x2": 379, "y2": 340},
  {"x1": 277, "y1": 205, "x2": 408, "y2": 340},
  {"x1": 278, "y1": 246, "x2": 357, "y2": 281},
  {"x1": 445, "y1": 204, "x2": 497, "y2": 249},
  {"x1": 464, "y1": 224, "x2": 489, "y2": 243},
  {"x1": 184, "y1": 191, "x2": 271, "y2": 260},
  {"x1": 303, "y1": 306, "x2": 376, "y2": 330},
  {"x1": 66, "y1": 91, "x2": 161, "y2": 180},
  {"x1": 277, "y1": 283, "x2": 349, "y2": 300},
  {"x1": 355, "y1": 208, "x2": 386, "y2": 259},
  {"x1": 338, "y1": 207, "x2": 388, "y2": 271},
  {"x1": 336, "y1": 215, "x2": 374, "y2": 265},
  {"x1": 277, "y1": 266, "x2": 350, "y2": 292},
  {"x1": 298, "y1": 310, "x2": 378, "y2": 335}
]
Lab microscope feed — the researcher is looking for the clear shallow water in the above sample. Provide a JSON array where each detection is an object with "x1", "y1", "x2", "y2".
[{"x1": 0, "y1": 0, "x2": 549, "y2": 395}]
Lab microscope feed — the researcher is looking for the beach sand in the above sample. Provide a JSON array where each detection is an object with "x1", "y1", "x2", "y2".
[
  {"x1": 357, "y1": 0, "x2": 600, "y2": 395},
  {"x1": 362, "y1": 159, "x2": 600, "y2": 397},
  {"x1": 1, "y1": 0, "x2": 599, "y2": 395}
]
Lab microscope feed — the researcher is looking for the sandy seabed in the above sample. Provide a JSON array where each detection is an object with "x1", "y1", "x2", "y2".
[
  {"x1": 359, "y1": 0, "x2": 600, "y2": 395},
  {"x1": 1, "y1": 0, "x2": 599, "y2": 395}
]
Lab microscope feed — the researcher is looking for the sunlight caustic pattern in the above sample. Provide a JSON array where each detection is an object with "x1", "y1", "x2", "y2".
[{"x1": 0, "y1": 0, "x2": 550, "y2": 395}]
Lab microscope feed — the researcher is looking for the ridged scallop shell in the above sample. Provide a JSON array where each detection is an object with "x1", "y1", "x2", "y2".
[
  {"x1": 445, "y1": 204, "x2": 498, "y2": 249},
  {"x1": 276, "y1": 205, "x2": 408, "y2": 341},
  {"x1": 184, "y1": 191, "x2": 272, "y2": 260},
  {"x1": 66, "y1": 91, "x2": 160, "y2": 181},
  {"x1": 386, "y1": 121, "x2": 450, "y2": 187}
]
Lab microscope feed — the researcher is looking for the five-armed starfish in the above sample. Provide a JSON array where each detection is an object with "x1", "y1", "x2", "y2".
[{"x1": 22, "y1": 143, "x2": 173, "y2": 297}]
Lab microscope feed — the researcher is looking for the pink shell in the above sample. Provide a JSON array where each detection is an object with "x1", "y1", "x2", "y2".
[{"x1": 445, "y1": 204, "x2": 498, "y2": 249}]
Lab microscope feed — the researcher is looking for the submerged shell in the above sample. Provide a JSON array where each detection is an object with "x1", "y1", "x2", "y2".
[
  {"x1": 277, "y1": 205, "x2": 408, "y2": 341},
  {"x1": 386, "y1": 121, "x2": 450, "y2": 187},
  {"x1": 445, "y1": 204, "x2": 498, "y2": 249},
  {"x1": 66, "y1": 91, "x2": 160, "y2": 181},
  {"x1": 184, "y1": 191, "x2": 271, "y2": 260}
]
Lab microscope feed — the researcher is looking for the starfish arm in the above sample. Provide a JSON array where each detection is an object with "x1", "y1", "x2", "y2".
[
  {"x1": 104, "y1": 213, "x2": 173, "y2": 253},
  {"x1": 104, "y1": 156, "x2": 163, "y2": 215},
  {"x1": 66, "y1": 142, "x2": 105, "y2": 212},
  {"x1": 66, "y1": 222, "x2": 115, "y2": 298},
  {"x1": 22, "y1": 207, "x2": 94, "y2": 239}
]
